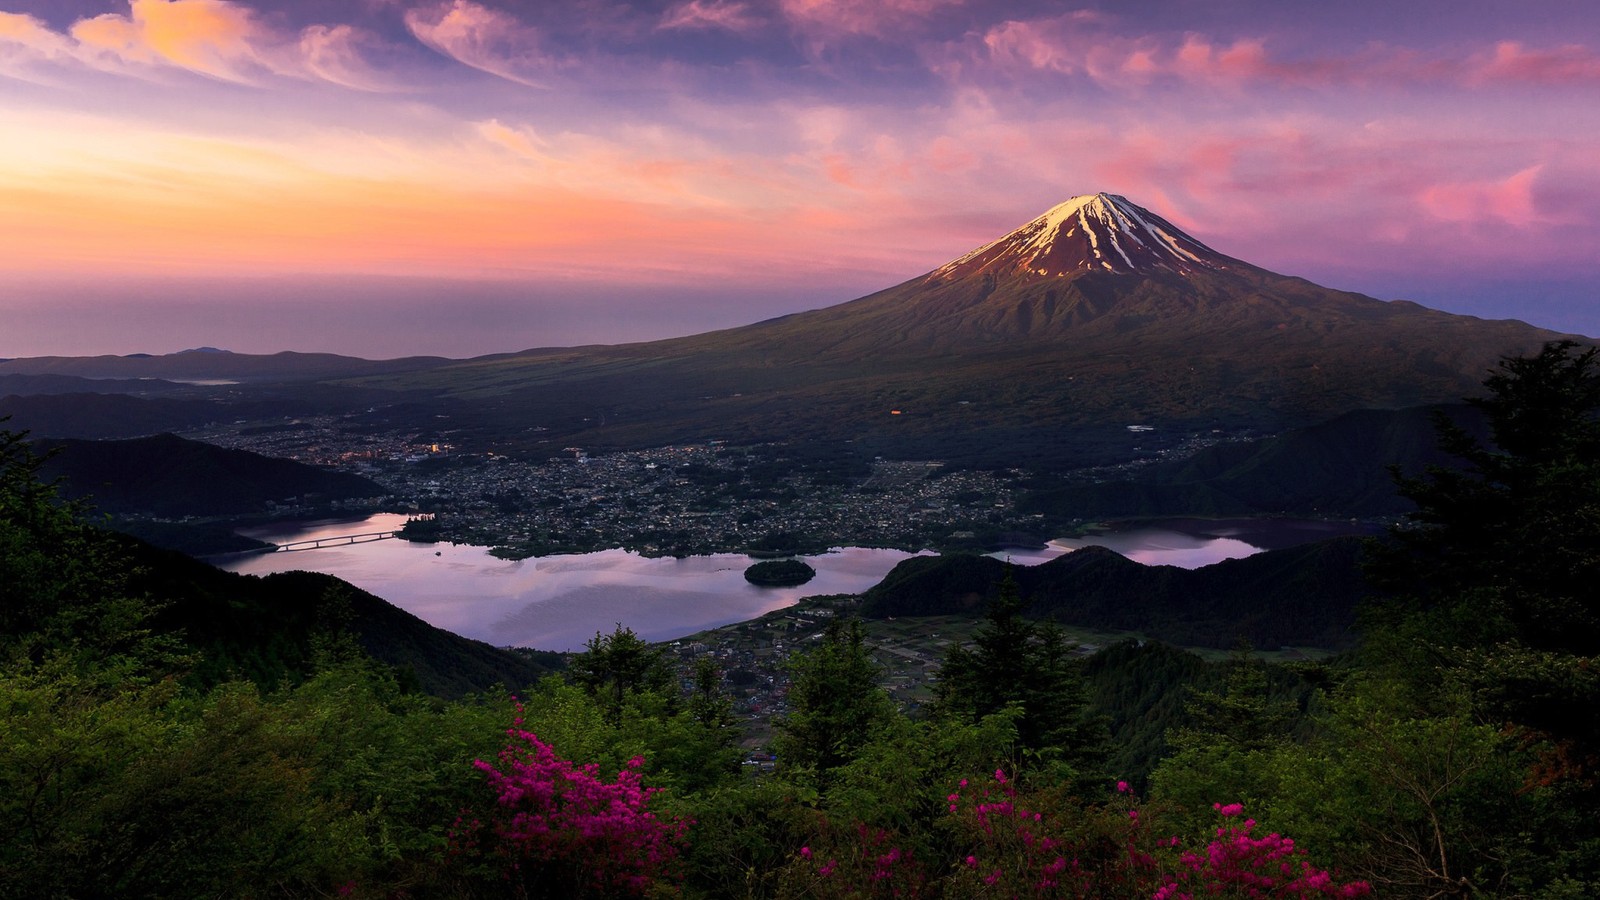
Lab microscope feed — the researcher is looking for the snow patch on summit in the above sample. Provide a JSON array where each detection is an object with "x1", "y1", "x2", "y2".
[{"x1": 929, "y1": 193, "x2": 1235, "y2": 282}]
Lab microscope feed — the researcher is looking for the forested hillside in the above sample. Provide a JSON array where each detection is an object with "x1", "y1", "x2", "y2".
[
  {"x1": 37, "y1": 432, "x2": 387, "y2": 517},
  {"x1": 1018, "y1": 404, "x2": 1490, "y2": 519},
  {"x1": 2, "y1": 342, "x2": 1597, "y2": 898},
  {"x1": 862, "y1": 537, "x2": 1369, "y2": 649}
]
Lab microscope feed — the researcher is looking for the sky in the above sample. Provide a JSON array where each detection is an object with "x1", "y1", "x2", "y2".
[{"x1": 2, "y1": 0, "x2": 1598, "y2": 359}]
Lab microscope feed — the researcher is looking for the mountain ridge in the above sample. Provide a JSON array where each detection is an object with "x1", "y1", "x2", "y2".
[{"x1": 7, "y1": 192, "x2": 1587, "y2": 468}]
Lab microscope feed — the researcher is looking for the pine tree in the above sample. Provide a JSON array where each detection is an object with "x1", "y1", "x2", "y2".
[
  {"x1": 774, "y1": 618, "x2": 896, "y2": 783},
  {"x1": 569, "y1": 624, "x2": 672, "y2": 725},
  {"x1": 936, "y1": 571, "x2": 1107, "y2": 780},
  {"x1": 1368, "y1": 340, "x2": 1600, "y2": 782}
]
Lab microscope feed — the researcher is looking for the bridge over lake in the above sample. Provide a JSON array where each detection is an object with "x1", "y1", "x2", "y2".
[{"x1": 231, "y1": 529, "x2": 402, "y2": 555}]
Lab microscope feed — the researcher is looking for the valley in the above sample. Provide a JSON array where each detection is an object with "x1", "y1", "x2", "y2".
[{"x1": 176, "y1": 413, "x2": 1241, "y2": 558}]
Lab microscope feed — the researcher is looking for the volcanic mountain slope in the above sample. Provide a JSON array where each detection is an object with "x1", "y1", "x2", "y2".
[{"x1": 364, "y1": 194, "x2": 1576, "y2": 463}]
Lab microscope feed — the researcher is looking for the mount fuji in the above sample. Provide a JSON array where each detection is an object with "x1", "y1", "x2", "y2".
[{"x1": 333, "y1": 193, "x2": 1585, "y2": 464}]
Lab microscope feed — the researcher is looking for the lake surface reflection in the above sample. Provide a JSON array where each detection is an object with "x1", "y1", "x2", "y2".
[
  {"x1": 217, "y1": 515, "x2": 1376, "y2": 651},
  {"x1": 217, "y1": 515, "x2": 929, "y2": 651},
  {"x1": 997, "y1": 518, "x2": 1380, "y2": 568}
]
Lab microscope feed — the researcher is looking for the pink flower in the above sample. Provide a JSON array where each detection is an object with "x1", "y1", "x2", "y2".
[
  {"x1": 1213, "y1": 802, "x2": 1245, "y2": 817},
  {"x1": 800, "y1": 846, "x2": 812, "y2": 859},
  {"x1": 1117, "y1": 780, "x2": 1131, "y2": 793},
  {"x1": 994, "y1": 769, "x2": 1007, "y2": 784}
]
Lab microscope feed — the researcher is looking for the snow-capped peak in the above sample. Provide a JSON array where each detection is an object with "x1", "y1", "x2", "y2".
[{"x1": 928, "y1": 193, "x2": 1235, "y2": 282}]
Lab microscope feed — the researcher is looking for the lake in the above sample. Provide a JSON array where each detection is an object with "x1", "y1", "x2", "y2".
[
  {"x1": 217, "y1": 514, "x2": 930, "y2": 651},
  {"x1": 998, "y1": 518, "x2": 1382, "y2": 568},
  {"x1": 215, "y1": 514, "x2": 1375, "y2": 651}
]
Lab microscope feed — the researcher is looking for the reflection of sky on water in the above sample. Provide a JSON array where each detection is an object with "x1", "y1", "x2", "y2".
[
  {"x1": 220, "y1": 515, "x2": 1363, "y2": 650},
  {"x1": 219, "y1": 514, "x2": 928, "y2": 651},
  {"x1": 999, "y1": 531, "x2": 1261, "y2": 569},
  {"x1": 992, "y1": 519, "x2": 1371, "y2": 569}
]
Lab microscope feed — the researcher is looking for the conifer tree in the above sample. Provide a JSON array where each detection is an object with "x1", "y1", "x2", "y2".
[
  {"x1": 1368, "y1": 341, "x2": 1600, "y2": 777},
  {"x1": 774, "y1": 618, "x2": 896, "y2": 783},
  {"x1": 936, "y1": 571, "x2": 1107, "y2": 780},
  {"x1": 570, "y1": 624, "x2": 672, "y2": 724}
]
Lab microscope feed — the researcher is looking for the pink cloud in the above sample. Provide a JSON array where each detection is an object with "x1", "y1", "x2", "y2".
[
  {"x1": 781, "y1": 0, "x2": 965, "y2": 39},
  {"x1": 1472, "y1": 41, "x2": 1600, "y2": 85},
  {"x1": 298, "y1": 24, "x2": 402, "y2": 92},
  {"x1": 977, "y1": 17, "x2": 1156, "y2": 81},
  {"x1": 404, "y1": 0, "x2": 552, "y2": 87},
  {"x1": 1, "y1": 1, "x2": 393, "y2": 88},
  {"x1": 1420, "y1": 165, "x2": 1545, "y2": 228},
  {"x1": 965, "y1": 16, "x2": 1600, "y2": 92},
  {"x1": 0, "y1": 12, "x2": 74, "y2": 57},
  {"x1": 660, "y1": 1, "x2": 764, "y2": 33}
]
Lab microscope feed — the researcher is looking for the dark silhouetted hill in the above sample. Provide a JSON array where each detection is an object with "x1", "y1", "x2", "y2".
[
  {"x1": 860, "y1": 537, "x2": 1370, "y2": 649},
  {"x1": 0, "y1": 392, "x2": 229, "y2": 438},
  {"x1": 1019, "y1": 404, "x2": 1491, "y2": 518},
  {"x1": 36, "y1": 433, "x2": 388, "y2": 517},
  {"x1": 120, "y1": 536, "x2": 559, "y2": 697},
  {"x1": 0, "y1": 373, "x2": 185, "y2": 395}
]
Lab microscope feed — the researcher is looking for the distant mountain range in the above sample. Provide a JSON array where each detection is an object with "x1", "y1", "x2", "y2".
[{"x1": 0, "y1": 349, "x2": 452, "y2": 381}]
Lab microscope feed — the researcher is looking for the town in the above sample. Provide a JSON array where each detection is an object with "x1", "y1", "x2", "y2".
[{"x1": 178, "y1": 412, "x2": 1243, "y2": 558}]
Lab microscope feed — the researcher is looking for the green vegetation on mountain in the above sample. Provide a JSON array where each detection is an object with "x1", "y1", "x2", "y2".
[
  {"x1": 2, "y1": 342, "x2": 1598, "y2": 897},
  {"x1": 1019, "y1": 404, "x2": 1490, "y2": 519},
  {"x1": 861, "y1": 536, "x2": 1369, "y2": 649},
  {"x1": 0, "y1": 373, "x2": 185, "y2": 395},
  {"x1": 38, "y1": 432, "x2": 387, "y2": 517},
  {"x1": 0, "y1": 391, "x2": 228, "y2": 439}
]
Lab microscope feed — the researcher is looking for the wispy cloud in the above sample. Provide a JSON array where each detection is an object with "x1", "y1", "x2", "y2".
[
  {"x1": 0, "y1": 0, "x2": 398, "y2": 89},
  {"x1": 1471, "y1": 41, "x2": 1600, "y2": 86},
  {"x1": 660, "y1": 1, "x2": 764, "y2": 34},
  {"x1": 780, "y1": 0, "x2": 966, "y2": 39},
  {"x1": 959, "y1": 14, "x2": 1600, "y2": 91},
  {"x1": 403, "y1": 0, "x2": 552, "y2": 87}
]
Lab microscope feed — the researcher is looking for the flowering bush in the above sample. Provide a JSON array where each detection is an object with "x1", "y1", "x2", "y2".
[
  {"x1": 449, "y1": 705, "x2": 688, "y2": 897},
  {"x1": 1144, "y1": 802, "x2": 1371, "y2": 900},
  {"x1": 785, "y1": 772, "x2": 1370, "y2": 900},
  {"x1": 941, "y1": 769, "x2": 1134, "y2": 898},
  {"x1": 778, "y1": 819, "x2": 929, "y2": 899}
]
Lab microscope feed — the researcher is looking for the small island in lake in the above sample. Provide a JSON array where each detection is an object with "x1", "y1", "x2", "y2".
[{"x1": 744, "y1": 558, "x2": 816, "y2": 587}]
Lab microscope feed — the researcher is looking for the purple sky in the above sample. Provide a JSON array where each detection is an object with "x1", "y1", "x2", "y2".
[{"x1": 2, "y1": 0, "x2": 1597, "y2": 358}]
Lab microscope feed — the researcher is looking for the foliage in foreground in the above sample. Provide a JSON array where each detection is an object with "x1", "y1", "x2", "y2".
[{"x1": 3, "y1": 341, "x2": 1600, "y2": 898}]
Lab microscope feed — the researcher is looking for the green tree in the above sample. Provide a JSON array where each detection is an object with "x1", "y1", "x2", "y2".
[
  {"x1": 774, "y1": 618, "x2": 897, "y2": 785},
  {"x1": 0, "y1": 426, "x2": 180, "y2": 680},
  {"x1": 569, "y1": 623, "x2": 671, "y2": 725},
  {"x1": 688, "y1": 656, "x2": 735, "y2": 731},
  {"x1": 935, "y1": 572, "x2": 1107, "y2": 783},
  {"x1": 1369, "y1": 341, "x2": 1600, "y2": 775},
  {"x1": 1173, "y1": 643, "x2": 1297, "y2": 754},
  {"x1": 1372, "y1": 341, "x2": 1600, "y2": 650}
]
